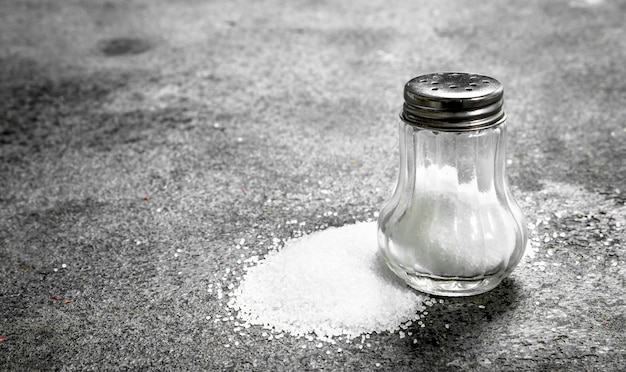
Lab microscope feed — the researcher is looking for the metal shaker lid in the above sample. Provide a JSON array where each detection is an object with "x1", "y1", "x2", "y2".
[{"x1": 401, "y1": 72, "x2": 506, "y2": 131}]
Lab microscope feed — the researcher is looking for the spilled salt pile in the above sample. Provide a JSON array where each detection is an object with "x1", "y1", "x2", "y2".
[{"x1": 228, "y1": 221, "x2": 428, "y2": 340}]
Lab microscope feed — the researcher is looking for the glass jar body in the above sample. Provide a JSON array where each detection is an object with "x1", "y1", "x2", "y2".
[{"x1": 377, "y1": 120, "x2": 527, "y2": 296}]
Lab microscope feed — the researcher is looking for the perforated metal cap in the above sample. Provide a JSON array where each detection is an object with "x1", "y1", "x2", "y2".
[{"x1": 401, "y1": 72, "x2": 506, "y2": 131}]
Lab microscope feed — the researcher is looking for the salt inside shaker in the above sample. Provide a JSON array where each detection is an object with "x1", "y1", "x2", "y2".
[{"x1": 377, "y1": 72, "x2": 528, "y2": 296}]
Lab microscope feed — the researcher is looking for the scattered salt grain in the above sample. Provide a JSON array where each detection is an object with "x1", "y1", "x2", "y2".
[{"x1": 229, "y1": 222, "x2": 428, "y2": 341}]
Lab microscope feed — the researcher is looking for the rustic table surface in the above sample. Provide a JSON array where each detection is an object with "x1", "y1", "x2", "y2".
[{"x1": 1, "y1": 0, "x2": 625, "y2": 370}]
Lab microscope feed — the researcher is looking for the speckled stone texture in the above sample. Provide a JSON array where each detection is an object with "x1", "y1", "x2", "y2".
[{"x1": 1, "y1": 0, "x2": 625, "y2": 370}]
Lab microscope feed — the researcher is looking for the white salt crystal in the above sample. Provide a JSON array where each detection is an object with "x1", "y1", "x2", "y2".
[
  {"x1": 384, "y1": 165, "x2": 517, "y2": 277},
  {"x1": 230, "y1": 222, "x2": 427, "y2": 340}
]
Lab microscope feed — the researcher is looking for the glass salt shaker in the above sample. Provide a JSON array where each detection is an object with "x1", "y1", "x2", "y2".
[{"x1": 377, "y1": 72, "x2": 528, "y2": 297}]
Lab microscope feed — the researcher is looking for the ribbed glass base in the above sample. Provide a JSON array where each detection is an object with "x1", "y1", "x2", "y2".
[{"x1": 385, "y1": 260, "x2": 506, "y2": 297}]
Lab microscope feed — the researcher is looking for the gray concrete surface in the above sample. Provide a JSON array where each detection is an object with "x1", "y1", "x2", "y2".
[{"x1": 1, "y1": 0, "x2": 625, "y2": 370}]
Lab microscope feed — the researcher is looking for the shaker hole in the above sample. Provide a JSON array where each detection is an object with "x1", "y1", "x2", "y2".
[
  {"x1": 465, "y1": 88, "x2": 473, "y2": 91},
  {"x1": 419, "y1": 79, "x2": 428, "y2": 83},
  {"x1": 431, "y1": 87, "x2": 439, "y2": 91},
  {"x1": 431, "y1": 81, "x2": 439, "y2": 85},
  {"x1": 469, "y1": 83, "x2": 478, "y2": 86},
  {"x1": 482, "y1": 80, "x2": 490, "y2": 84},
  {"x1": 449, "y1": 85, "x2": 458, "y2": 89}
]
